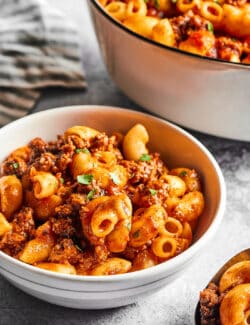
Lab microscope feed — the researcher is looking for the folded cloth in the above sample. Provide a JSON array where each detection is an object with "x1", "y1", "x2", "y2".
[{"x1": 0, "y1": 0, "x2": 86, "y2": 126}]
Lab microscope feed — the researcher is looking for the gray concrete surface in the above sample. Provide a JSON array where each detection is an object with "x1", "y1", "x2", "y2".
[{"x1": 0, "y1": 1, "x2": 249, "y2": 324}]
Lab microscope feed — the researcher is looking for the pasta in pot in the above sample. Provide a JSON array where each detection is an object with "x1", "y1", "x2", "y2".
[
  {"x1": 0, "y1": 123, "x2": 205, "y2": 276},
  {"x1": 98, "y1": 0, "x2": 250, "y2": 64}
]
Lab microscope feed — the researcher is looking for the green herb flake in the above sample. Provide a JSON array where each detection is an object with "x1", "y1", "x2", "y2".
[
  {"x1": 12, "y1": 162, "x2": 19, "y2": 169},
  {"x1": 144, "y1": 0, "x2": 149, "y2": 3},
  {"x1": 149, "y1": 188, "x2": 158, "y2": 196},
  {"x1": 109, "y1": 172, "x2": 120, "y2": 185},
  {"x1": 75, "y1": 148, "x2": 90, "y2": 154},
  {"x1": 126, "y1": 222, "x2": 131, "y2": 231},
  {"x1": 87, "y1": 189, "x2": 96, "y2": 201},
  {"x1": 75, "y1": 244, "x2": 83, "y2": 252},
  {"x1": 154, "y1": 0, "x2": 160, "y2": 9},
  {"x1": 132, "y1": 230, "x2": 140, "y2": 238},
  {"x1": 77, "y1": 174, "x2": 93, "y2": 185},
  {"x1": 179, "y1": 170, "x2": 187, "y2": 177},
  {"x1": 207, "y1": 22, "x2": 214, "y2": 33},
  {"x1": 139, "y1": 153, "x2": 151, "y2": 162},
  {"x1": 60, "y1": 177, "x2": 65, "y2": 184}
]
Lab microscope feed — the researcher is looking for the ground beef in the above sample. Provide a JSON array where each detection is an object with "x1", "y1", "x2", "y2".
[
  {"x1": 216, "y1": 37, "x2": 243, "y2": 62},
  {"x1": 1, "y1": 159, "x2": 28, "y2": 178},
  {"x1": 66, "y1": 135, "x2": 89, "y2": 150},
  {"x1": 95, "y1": 244, "x2": 110, "y2": 262},
  {"x1": 28, "y1": 137, "x2": 47, "y2": 160},
  {"x1": 127, "y1": 179, "x2": 169, "y2": 209},
  {"x1": 90, "y1": 133, "x2": 122, "y2": 159},
  {"x1": 121, "y1": 245, "x2": 147, "y2": 261},
  {"x1": 12, "y1": 207, "x2": 35, "y2": 239},
  {"x1": 55, "y1": 204, "x2": 76, "y2": 219},
  {"x1": 48, "y1": 238, "x2": 80, "y2": 264},
  {"x1": 76, "y1": 250, "x2": 98, "y2": 275},
  {"x1": 51, "y1": 217, "x2": 76, "y2": 238},
  {"x1": 67, "y1": 193, "x2": 87, "y2": 210},
  {"x1": 47, "y1": 135, "x2": 66, "y2": 154},
  {"x1": 170, "y1": 11, "x2": 210, "y2": 43},
  {"x1": 0, "y1": 207, "x2": 35, "y2": 256},
  {"x1": 0, "y1": 232, "x2": 26, "y2": 257},
  {"x1": 32, "y1": 152, "x2": 57, "y2": 172},
  {"x1": 199, "y1": 282, "x2": 221, "y2": 325},
  {"x1": 121, "y1": 153, "x2": 166, "y2": 185},
  {"x1": 56, "y1": 152, "x2": 72, "y2": 172}
]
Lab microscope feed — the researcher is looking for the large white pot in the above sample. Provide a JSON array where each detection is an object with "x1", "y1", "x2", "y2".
[{"x1": 88, "y1": 0, "x2": 250, "y2": 141}]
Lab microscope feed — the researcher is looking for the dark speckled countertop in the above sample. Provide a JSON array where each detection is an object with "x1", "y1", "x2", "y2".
[{"x1": 0, "y1": 1, "x2": 249, "y2": 324}]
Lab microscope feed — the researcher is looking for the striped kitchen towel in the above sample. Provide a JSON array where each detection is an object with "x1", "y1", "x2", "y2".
[{"x1": 0, "y1": 0, "x2": 86, "y2": 126}]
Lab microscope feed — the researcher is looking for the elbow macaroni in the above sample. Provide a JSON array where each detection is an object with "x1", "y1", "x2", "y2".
[
  {"x1": 176, "y1": 0, "x2": 200, "y2": 13},
  {"x1": 30, "y1": 168, "x2": 59, "y2": 199},
  {"x1": 221, "y1": 4, "x2": 250, "y2": 38},
  {"x1": 0, "y1": 175, "x2": 23, "y2": 219},
  {"x1": 151, "y1": 19, "x2": 175, "y2": 47},
  {"x1": 0, "y1": 123, "x2": 205, "y2": 275}
]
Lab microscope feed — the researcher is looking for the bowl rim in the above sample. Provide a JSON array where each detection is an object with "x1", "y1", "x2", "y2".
[
  {"x1": 88, "y1": 0, "x2": 250, "y2": 69},
  {"x1": 0, "y1": 105, "x2": 227, "y2": 283}
]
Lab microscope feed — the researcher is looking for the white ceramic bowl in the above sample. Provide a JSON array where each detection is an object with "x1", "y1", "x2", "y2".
[
  {"x1": 88, "y1": 0, "x2": 250, "y2": 141},
  {"x1": 0, "y1": 105, "x2": 226, "y2": 309}
]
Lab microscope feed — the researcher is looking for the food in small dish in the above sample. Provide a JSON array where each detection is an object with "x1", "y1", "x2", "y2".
[
  {"x1": 98, "y1": 0, "x2": 250, "y2": 64},
  {"x1": 199, "y1": 259, "x2": 250, "y2": 324},
  {"x1": 0, "y1": 123, "x2": 205, "y2": 276},
  {"x1": 0, "y1": 105, "x2": 226, "y2": 309}
]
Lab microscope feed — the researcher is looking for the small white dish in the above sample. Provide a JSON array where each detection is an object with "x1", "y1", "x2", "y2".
[{"x1": 0, "y1": 105, "x2": 226, "y2": 309}]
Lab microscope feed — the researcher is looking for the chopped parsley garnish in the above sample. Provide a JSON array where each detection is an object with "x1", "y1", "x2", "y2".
[
  {"x1": 132, "y1": 230, "x2": 140, "y2": 238},
  {"x1": 154, "y1": 0, "x2": 160, "y2": 8},
  {"x1": 126, "y1": 222, "x2": 131, "y2": 231},
  {"x1": 109, "y1": 172, "x2": 120, "y2": 185},
  {"x1": 77, "y1": 174, "x2": 93, "y2": 185},
  {"x1": 75, "y1": 244, "x2": 83, "y2": 252},
  {"x1": 139, "y1": 153, "x2": 151, "y2": 161},
  {"x1": 149, "y1": 188, "x2": 158, "y2": 196},
  {"x1": 75, "y1": 148, "x2": 90, "y2": 154},
  {"x1": 60, "y1": 177, "x2": 64, "y2": 184},
  {"x1": 207, "y1": 22, "x2": 214, "y2": 33},
  {"x1": 179, "y1": 170, "x2": 187, "y2": 177},
  {"x1": 87, "y1": 189, "x2": 96, "y2": 201},
  {"x1": 12, "y1": 162, "x2": 19, "y2": 169}
]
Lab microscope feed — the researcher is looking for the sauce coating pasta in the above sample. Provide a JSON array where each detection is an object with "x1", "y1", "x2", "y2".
[
  {"x1": 0, "y1": 124, "x2": 204, "y2": 276},
  {"x1": 98, "y1": 0, "x2": 250, "y2": 64}
]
